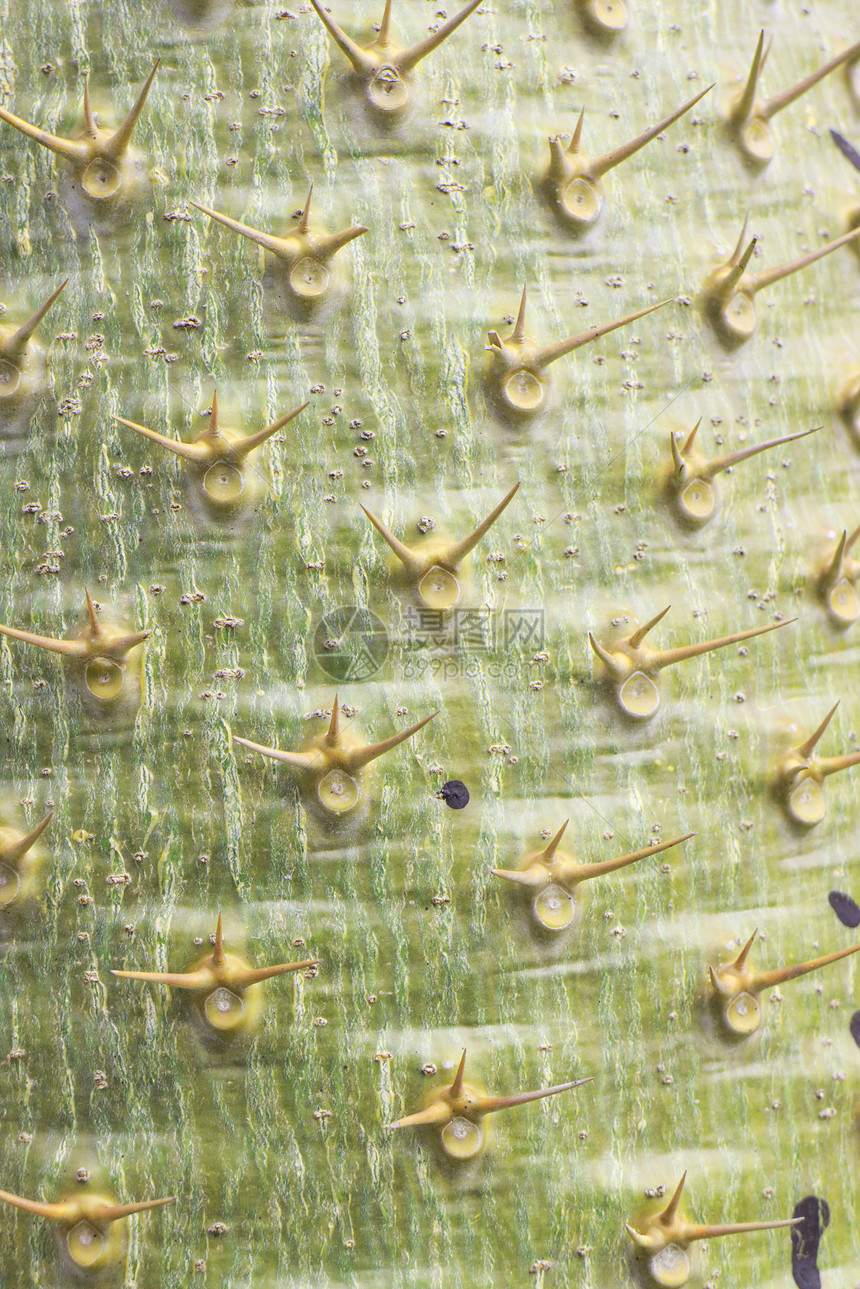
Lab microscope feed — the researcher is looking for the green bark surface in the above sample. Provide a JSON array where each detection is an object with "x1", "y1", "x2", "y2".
[{"x1": 0, "y1": 0, "x2": 858, "y2": 1285}]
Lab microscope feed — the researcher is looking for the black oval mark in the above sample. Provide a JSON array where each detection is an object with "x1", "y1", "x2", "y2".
[
  {"x1": 828, "y1": 890, "x2": 860, "y2": 928},
  {"x1": 792, "y1": 1262, "x2": 820, "y2": 1289},
  {"x1": 439, "y1": 780, "x2": 470, "y2": 809},
  {"x1": 832, "y1": 128, "x2": 860, "y2": 173},
  {"x1": 791, "y1": 1195, "x2": 830, "y2": 1289},
  {"x1": 850, "y1": 1010, "x2": 860, "y2": 1048}
]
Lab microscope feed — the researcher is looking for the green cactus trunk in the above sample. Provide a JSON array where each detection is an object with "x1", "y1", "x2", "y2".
[{"x1": 0, "y1": 0, "x2": 858, "y2": 1285}]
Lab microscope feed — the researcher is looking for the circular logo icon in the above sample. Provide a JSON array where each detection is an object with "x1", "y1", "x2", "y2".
[{"x1": 312, "y1": 606, "x2": 389, "y2": 682}]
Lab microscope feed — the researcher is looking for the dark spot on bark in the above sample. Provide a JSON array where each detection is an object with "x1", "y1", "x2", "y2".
[
  {"x1": 791, "y1": 1195, "x2": 829, "y2": 1289},
  {"x1": 828, "y1": 890, "x2": 860, "y2": 927},
  {"x1": 439, "y1": 780, "x2": 469, "y2": 809}
]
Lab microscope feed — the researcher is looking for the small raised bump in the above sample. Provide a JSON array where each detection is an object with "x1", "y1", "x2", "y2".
[
  {"x1": 838, "y1": 369, "x2": 860, "y2": 448},
  {"x1": 701, "y1": 221, "x2": 860, "y2": 347},
  {"x1": 575, "y1": 0, "x2": 629, "y2": 39},
  {"x1": 589, "y1": 608, "x2": 793, "y2": 720},
  {"x1": 0, "y1": 811, "x2": 52, "y2": 908},
  {"x1": 115, "y1": 394, "x2": 308, "y2": 520},
  {"x1": 774, "y1": 702, "x2": 860, "y2": 826},
  {"x1": 708, "y1": 928, "x2": 860, "y2": 1037},
  {"x1": 485, "y1": 286, "x2": 670, "y2": 421},
  {"x1": 192, "y1": 187, "x2": 367, "y2": 313},
  {"x1": 0, "y1": 1182, "x2": 174, "y2": 1273},
  {"x1": 726, "y1": 32, "x2": 860, "y2": 167},
  {"x1": 626, "y1": 1172, "x2": 799, "y2": 1285},
  {"x1": 360, "y1": 484, "x2": 519, "y2": 609},
  {"x1": 111, "y1": 913, "x2": 319, "y2": 1036},
  {"x1": 541, "y1": 85, "x2": 712, "y2": 232},
  {"x1": 0, "y1": 280, "x2": 67, "y2": 435},
  {"x1": 0, "y1": 592, "x2": 150, "y2": 716},
  {"x1": 662, "y1": 423, "x2": 819, "y2": 528},
  {"x1": 390, "y1": 1049, "x2": 591, "y2": 1162},
  {"x1": 0, "y1": 64, "x2": 159, "y2": 232},
  {"x1": 307, "y1": 0, "x2": 483, "y2": 122},
  {"x1": 233, "y1": 696, "x2": 436, "y2": 818},
  {"x1": 491, "y1": 826, "x2": 693, "y2": 932},
  {"x1": 816, "y1": 525, "x2": 860, "y2": 627}
]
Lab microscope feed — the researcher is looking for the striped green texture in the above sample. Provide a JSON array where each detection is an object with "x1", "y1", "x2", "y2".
[{"x1": 0, "y1": 0, "x2": 859, "y2": 1285}]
